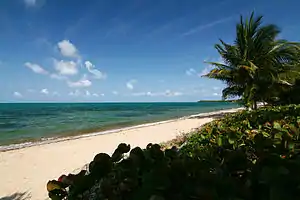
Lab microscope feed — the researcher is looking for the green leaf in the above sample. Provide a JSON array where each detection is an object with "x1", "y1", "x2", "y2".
[
  {"x1": 274, "y1": 132, "x2": 283, "y2": 140},
  {"x1": 273, "y1": 122, "x2": 281, "y2": 129},
  {"x1": 228, "y1": 137, "x2": 235, "y2": 144},
  {"x1": 262, "y1": 131, "x2": 270, "y2": 137},
  {"x1": 217, "y1": 137, "x2": 223, "y2": 146}
]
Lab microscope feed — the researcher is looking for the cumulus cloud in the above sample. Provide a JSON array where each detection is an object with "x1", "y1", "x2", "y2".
[
  {"x1": 13, "y1": 91, "x2": 22, "y2": 98},
  {"x1": 41, "y1": 88, "x2": 49, "y2": 95},
  {"x1": 92, "y1": 93, "x2": 104, "y2": 97},
  {"x1": 131, "y1": 91, "x2": 161, "y2": 97},
  {"x1": 50, "y1": 73, "x2": 68, "y2": 80},
  {"x1": 185, "y1": 68, "x2": 197, "y2": 76},
  {"x1": 84, "y1": 61, "x2": 106, "y2": 79},
  {"x1": 132, "y1": 90, "x2": 182, "y2": 97},
  {"x1": 85, "y1": 90, "x2": 91, "y2": 96},
  {"x1": 126, "y1": 79, "x2": 137, "y2": 90},
  {"x1": 69, "y1": 90, "x2": 81, "y2": 96},
  {"x1": 54, "y1": 59, "x2": 78, "y2": 75},
  {"x1": 213, "y1": 92, "x2": 221, "y2": 96},
  {"x1": 57, "y1": 40, "x2": 79, "y2": 58},
  {"x1": 25, "y1": 62, "x2": 48, "y2": 74},
  {"x1": 68, "y1": 75, "x2": 92, "y2": 88},
  {"x1": 131, "y1": 92, "x2": 153, "y2": 97},
  {"x1": 165, "y1": 90, "x2": 183, "y2": 97}
]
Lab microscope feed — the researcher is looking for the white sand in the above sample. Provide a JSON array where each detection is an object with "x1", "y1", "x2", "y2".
[{"x1": 0, "y1": 108, "x2": 240, "y2": 200}]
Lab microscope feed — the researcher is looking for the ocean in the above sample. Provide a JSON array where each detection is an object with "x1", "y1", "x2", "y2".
[{"x1": 0, "y1": 102, "x2": 239, "y2": 149}]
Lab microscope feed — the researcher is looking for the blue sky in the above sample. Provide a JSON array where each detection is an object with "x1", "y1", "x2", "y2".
[{"x1": 0, "y1": 0, "x2": 299, "y2": 102}]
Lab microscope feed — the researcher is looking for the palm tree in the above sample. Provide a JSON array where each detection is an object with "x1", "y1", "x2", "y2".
[{"x1": 203, "y1": 12, "x2": 300, "y2": 109}]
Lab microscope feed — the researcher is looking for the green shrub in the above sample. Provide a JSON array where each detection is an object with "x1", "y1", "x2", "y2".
[
  {"x1": 47, "y1": 105, "x2": 300, "y2": 200},
  {"x1": 183, "y1": 104, "x2": 300, "y2": 151}
]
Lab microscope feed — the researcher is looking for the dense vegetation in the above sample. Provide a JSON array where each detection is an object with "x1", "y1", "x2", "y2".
[
  {"x1": 204, "y1": 12, "x2": 300, "y2": 109},
  {"x1": 47, "y1": 105, "x2": 300, "y2": 199},
  {"x1": 46, "y1": 12, "x2": 300, "y2": 200}
]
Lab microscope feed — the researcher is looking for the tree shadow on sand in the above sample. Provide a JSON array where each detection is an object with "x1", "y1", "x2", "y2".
[{"x1": 0, "y1": 192, "x2": 31, "y2": 200}]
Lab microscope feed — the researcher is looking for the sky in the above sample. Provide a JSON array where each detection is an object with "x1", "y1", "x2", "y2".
[{"x1": 0, "y1": 0, "x2": 299, "y2": 102}]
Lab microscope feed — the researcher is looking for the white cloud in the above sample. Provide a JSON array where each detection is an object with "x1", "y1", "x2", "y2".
[
  {"x1": 199, "y1": 57, "x2": 225, "y2": 77},
  {"x1": 84, "y1": 61, "x2": 106, "y2": 79},
  {"x1": 132, "y1": 92, "x2": 147, "y2": 96},
  {"x1": 132, "y1": 91, "x2": 159, "y2": 97},
  {"x1": 213, "y1": 86, "x2": 220, "y2": 90},
  {"x1": 68, "y1": 75, "x2": 92, "y2": 88},
  {"x1": 41, "y1": 88, "x2": 49, "y2": 95},
  {"x1": 24, "y1": 0, "x2": 36, "y2": 6},
  {"x1": 185, "y1": 68, "x2": 196, "y2": 76},
  {"x1": 13, "y1": 91, "x2": 22, "y2": 98},
  {"x1": 131, "y1": 92, "x2": 157, "y2": 97},
  {"x1": 92, "y1": 93, "x2": 104, "y2": 97},
  {"x1": 57, "y1": 40, "x2": 79, "y2": 58},
  {"x1": 147, "y1": 92, "x2": 157, "y2": 96},
  {"x1": 199, "y1": 65, "x2": 214, "y2": 76},
  {"x1": 131, "y1": 90, "x2": 182, "y2": 97},
  {"x1": 54, "y1": 59, "x2": 78, "y2": 75},
  {"x1": 213, "y1": 93, "x2": 221, "y2": 96},
  {"x1": 25, "y1": 62, "x2": 48, "y2": 75},
  {"x1": 112, "y1": 91, "x2": 119, "y2": 95},
  {"x1": 165, "y1": 90, "x2": 183, "y2": 97},
  {"x1": 69, "y1": 90, "x2": 81, "y2": 96},
  {"x1": 50, "y1": 73, "x2": 68, "y2": 80},
  {"x1": 85, "y1": 90, "x2": 91, "y2": 96},
  {"x1": 126, "y1": 79, "x2": 137, "y2": 90}
]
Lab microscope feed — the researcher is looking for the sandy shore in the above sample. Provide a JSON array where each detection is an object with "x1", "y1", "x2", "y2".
[{"x1": 0, "y1": 108, "x2": 240, "y2": 200}]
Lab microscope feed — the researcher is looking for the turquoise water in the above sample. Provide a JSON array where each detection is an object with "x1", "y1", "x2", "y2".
[{"x1": 0, "y1": 102, "x2": 239, "y2": 146}]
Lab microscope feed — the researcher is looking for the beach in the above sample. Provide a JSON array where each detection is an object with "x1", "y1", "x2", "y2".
[{"x1": 0, "y1": 108, "x2": 240, "y2": 200}]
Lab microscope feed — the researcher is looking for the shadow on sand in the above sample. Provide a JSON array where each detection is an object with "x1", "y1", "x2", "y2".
[{"x1": 0, "y1": 192, "x2": 31, "y2": 200}]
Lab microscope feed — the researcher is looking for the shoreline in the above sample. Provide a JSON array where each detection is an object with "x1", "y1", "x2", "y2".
[
  {"x1": 0, "y1": 107, "x2": 241, "y2": 200},
  {"x1": 0, "y1": 107, "x2": 242, "y2": 152}
]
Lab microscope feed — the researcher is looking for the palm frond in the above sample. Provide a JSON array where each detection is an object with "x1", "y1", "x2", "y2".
[{"x1": 203, "y1": 12, "x2": 300, "y2": 108}]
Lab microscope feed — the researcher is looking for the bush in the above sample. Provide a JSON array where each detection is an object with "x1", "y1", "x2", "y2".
[
  {"x1": 47, "y1": 105, "x2": 300, "y2": 200},
  {"x1": 183, "y1": 104, "x2": 300, "y2": 151}
]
